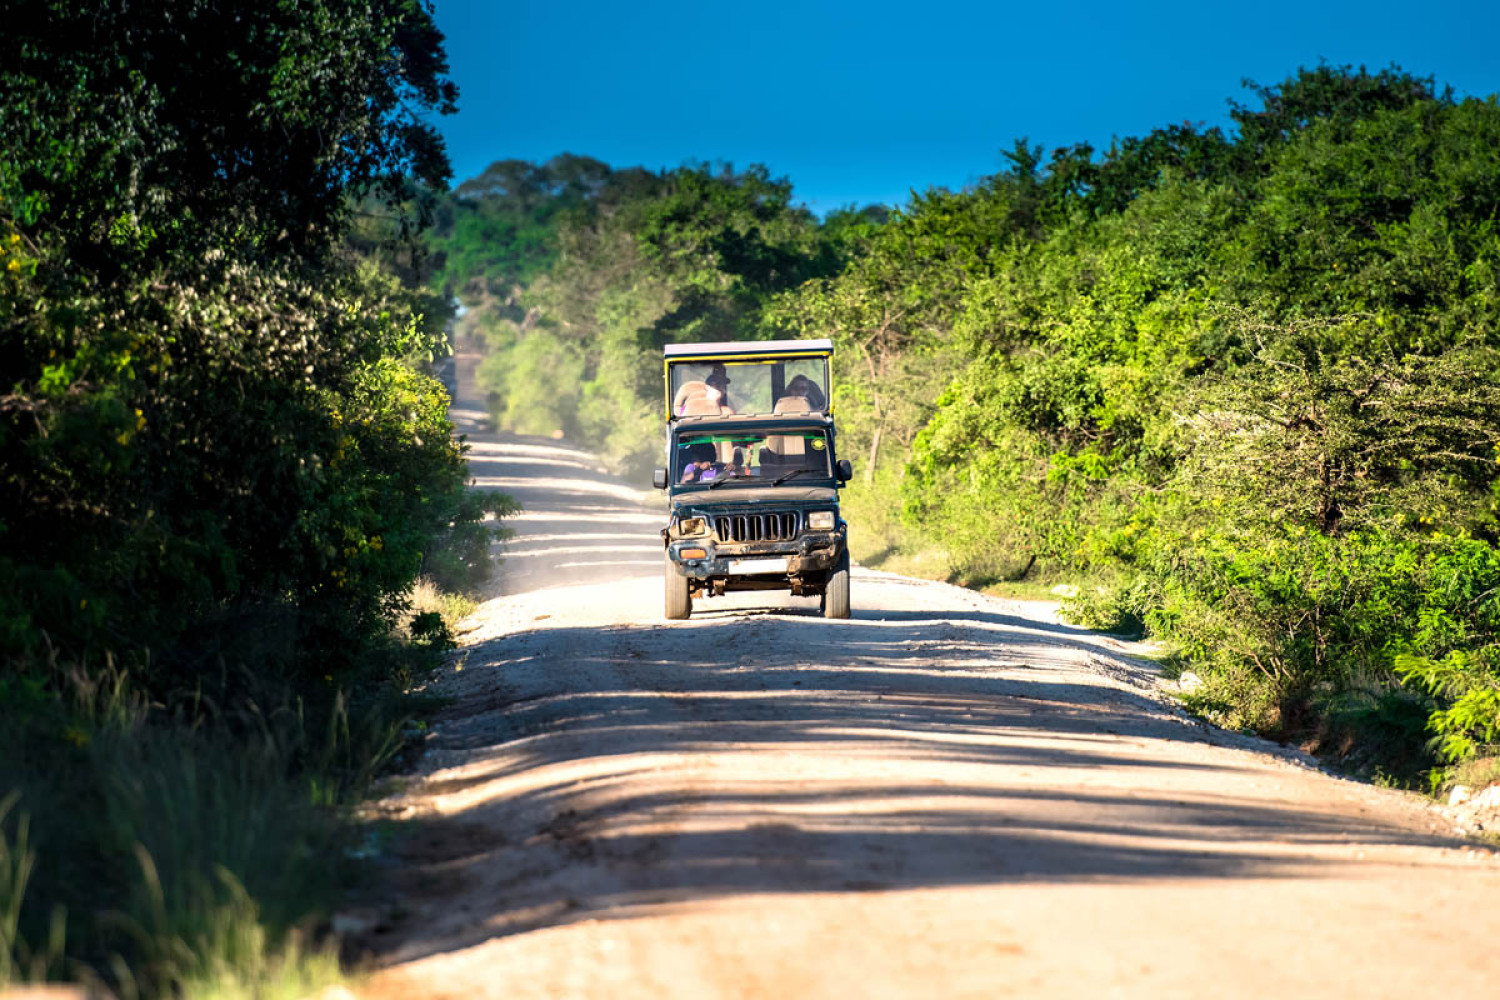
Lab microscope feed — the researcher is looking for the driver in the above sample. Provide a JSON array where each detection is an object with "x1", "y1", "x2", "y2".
[
  {"x1": 679, "y1": 441, "x2": 724, "y2": 483},
  {"x1": 681, "y1": 458, "x2": 725, "y2": 483}
]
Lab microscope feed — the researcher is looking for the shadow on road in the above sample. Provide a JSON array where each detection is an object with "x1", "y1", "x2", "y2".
[{"x1": 365, "y1": 606, "x2": 1464, "y2": 966}]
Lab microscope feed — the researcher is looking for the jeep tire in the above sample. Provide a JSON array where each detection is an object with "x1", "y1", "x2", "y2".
[
  {"x1": 665, "y1": 554, "x2": 692, "y2": 620},
  {"x1": 822, "y1": 548, "x2": 850, "y2": 619}
]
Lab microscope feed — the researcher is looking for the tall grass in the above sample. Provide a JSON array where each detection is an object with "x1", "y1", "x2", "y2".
[
  {"x1": 0, "y1": 552, "x2": 491, "y2": 996},
  {"x1": 0, "y1": 792, "x2": 65, "y2": 988},
  {"x1": 0, "y1": 645, "x2": 422, "y2": 997}
]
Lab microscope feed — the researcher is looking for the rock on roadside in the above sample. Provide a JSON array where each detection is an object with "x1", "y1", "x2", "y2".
[{"x1": 1442, "y1": 783, "x2": 1500, "y2": 835}]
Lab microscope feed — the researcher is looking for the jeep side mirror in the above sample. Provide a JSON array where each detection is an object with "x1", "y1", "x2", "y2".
[
  {"x1": 836, "y1": 458, "x2": 853, "y2": 482},
  {"x1": 652, "y1": 467, "x2": 668, "y2": 490}
]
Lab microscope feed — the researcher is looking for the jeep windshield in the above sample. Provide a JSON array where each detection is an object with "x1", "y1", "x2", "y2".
[{"x1": 673, "y1": 429, "x2": 833, "y2": 488}]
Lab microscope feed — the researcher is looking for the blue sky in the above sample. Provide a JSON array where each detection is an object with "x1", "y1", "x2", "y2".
[{"x1": 429, "y1": 0, "x2": 1500, "y2": 213}]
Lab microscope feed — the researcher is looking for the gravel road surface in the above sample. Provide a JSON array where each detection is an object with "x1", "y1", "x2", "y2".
[{"x1": 358, "y1": 347, "x2": 1500, "y2": 999}]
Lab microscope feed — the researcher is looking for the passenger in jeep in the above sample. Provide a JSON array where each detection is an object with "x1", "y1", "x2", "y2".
[
  {"x1": 681, "y1": 460, "x2": 724, "y2": 483},
  {"x1": 780, "y1": 373, "x2": 826, "y2": 411},
  {"x1": 705, "y1": 365, "x2": 734, "y2": 410}
]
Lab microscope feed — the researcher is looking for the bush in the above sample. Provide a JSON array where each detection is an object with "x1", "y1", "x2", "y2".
[
  {"x1": 0, "y1": 3, "x2": 487, "y2": 993},
  {"x1": 1315, "y1": 688, "x2": 1438, "y2": 786},
  {"x1": 420, "y1": 490, "x2": 519, "y2": 596},
  {"x1": 1060, "y1": 575, "x2": 1155, "y2": 637},
  {"x1": 1, "y1": 0, "x2": 468, "y2": 686}
]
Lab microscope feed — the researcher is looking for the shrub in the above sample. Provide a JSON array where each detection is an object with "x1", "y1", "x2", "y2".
[{"x1": 1060, "y1": 575, "x2": 1156, "y2": 637}]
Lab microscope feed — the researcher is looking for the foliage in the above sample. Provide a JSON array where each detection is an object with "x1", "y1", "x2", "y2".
[
  {"x1": 1449, "y1": 755, "x2": 1500, "y2": 791},
  {"x1": 1391, "y1": 539, "x2": 1500, "y2": 762},
  {"x1": 0, "y1": 792, "x2": 64, "y2": 987},
  {"x1": 0, "y1": 0, "x2": 479, "y2": 680},
  {"x1": 0, "y1": 650, "x2": 422, "y2": 995},
  {"x1": 435, "y1": 159, "x2": 862, "y2": 475},
  {"x1": 879, "y1": 66, "x2": 1500, "y2": 779},
  {"x1": 1060, "y1": 576, "x2": 1156, "y2": 637},
  {"x1": 442, "y1": 64, "x2": 1500, "y2": 785},
  {"x1": 432, "y1": 154, "x2": 659, "y2": 298},
  {"x1": 408, "y1": 576, "x2": 479, "y2": 631},
  {"x1": 0, "y1": 2, "x2": 511, "y2": 994}
]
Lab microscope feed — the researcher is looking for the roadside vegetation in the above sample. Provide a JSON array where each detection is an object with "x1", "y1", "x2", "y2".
[
  {"x1": 437, "y1": 65, "x2": 1500, "y2": 789},
  {"x1": 428, "y1": 155, "x2": 883, "y2": 474},
  {"x1": 1, "y1": 2, "x2": 512, "y2": 994}
]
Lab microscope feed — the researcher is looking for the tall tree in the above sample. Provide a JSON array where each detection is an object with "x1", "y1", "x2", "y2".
[{"x1": 1, "y1": 0, "x2": 466, "y2": 674}]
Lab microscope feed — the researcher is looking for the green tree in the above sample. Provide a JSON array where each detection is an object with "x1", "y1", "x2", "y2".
[{"x1": 0, "y1": 0, "x2": 471, "y2": 677}]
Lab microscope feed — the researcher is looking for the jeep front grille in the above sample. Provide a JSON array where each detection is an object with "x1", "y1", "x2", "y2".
[{"x1": 714, "y1": 511, "x2": 801, "y2": 543}]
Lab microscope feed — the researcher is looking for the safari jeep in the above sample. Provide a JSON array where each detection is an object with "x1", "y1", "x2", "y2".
[{"x1": 654, "y1": 339, "x2": 853, "y2": 620}]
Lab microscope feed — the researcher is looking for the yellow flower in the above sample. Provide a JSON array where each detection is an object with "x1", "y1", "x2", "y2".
[{"x1": 6, "y1": 259, "x2": 19, "y2": 273}]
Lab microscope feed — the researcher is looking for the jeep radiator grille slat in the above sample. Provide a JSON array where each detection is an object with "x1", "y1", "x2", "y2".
[{"x1": 714, "y1": 512, "x2": 801, "y2": 543}]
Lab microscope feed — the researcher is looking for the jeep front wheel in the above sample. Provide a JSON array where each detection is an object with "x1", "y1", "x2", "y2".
[
  {"x1": 665, "y1": 555, "x2": 692, "y2": 620},
  {"x1": 822, "y1": 549, "x2": 850, "y2": 619}
]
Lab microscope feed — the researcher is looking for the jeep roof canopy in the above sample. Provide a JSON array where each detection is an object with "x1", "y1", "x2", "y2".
[{"x1": 664, "y1": 339, "x2": 833, "y2": 422}]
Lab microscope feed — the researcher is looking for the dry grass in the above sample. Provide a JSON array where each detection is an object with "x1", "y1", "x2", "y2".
[
  {"x1": 1450, "y1": 755, "x2": 1500, "y2": 791},
  {"x1": 407, "y1": 577, "x2": 478, "y2": 632}
]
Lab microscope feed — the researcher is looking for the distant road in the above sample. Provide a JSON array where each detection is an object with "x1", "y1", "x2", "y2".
[{"x1": 446, "y1": 340, "x2": 664, "y2": 595}]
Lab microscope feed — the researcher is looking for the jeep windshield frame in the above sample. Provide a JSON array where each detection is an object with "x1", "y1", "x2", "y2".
[
  {"x1": 671, "y1": 423, "x2": 835, "y2": 493},
  {"x1": 664, "y1": 339, "x2": 832, "y2": 422}
]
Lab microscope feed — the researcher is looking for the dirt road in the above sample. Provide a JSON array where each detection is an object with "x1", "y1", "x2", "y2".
[{"x1": 361, "y1": 348, "x2": 1500, "y2": 998}]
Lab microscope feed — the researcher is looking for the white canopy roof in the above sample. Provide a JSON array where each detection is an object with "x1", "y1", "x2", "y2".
[{"x1": 664, "y1": 339, "x2": 833, "y2": 358}]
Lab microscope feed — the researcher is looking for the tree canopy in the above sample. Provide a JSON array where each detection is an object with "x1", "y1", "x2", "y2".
[{"x1": 1, "y1": 0, "x2": 474, "y2": 678}]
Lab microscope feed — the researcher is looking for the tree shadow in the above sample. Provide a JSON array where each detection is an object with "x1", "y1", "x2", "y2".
[{"x1": 360, "y1": 607, "x2": 1464, "y2": 969}]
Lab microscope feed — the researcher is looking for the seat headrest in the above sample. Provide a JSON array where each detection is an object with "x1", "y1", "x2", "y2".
[
  {"x1": 764, "y1": 433, "x2": 806, "y2": 456},
  {"x1": 673, "y1": 381, "x2": 709, "y2": 414},
  {"x1": 682, "y1": 395, "x2": 726, "y2": 416}
]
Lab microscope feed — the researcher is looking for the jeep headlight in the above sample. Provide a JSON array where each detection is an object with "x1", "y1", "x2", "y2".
[
  {"x1": 678, "y1": 516, "x2": 707, "y2": 536},
  {"x1": 807, "y1": 510, "x2": 835, "y2": 531}
]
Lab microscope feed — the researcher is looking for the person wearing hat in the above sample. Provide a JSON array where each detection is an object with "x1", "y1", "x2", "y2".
[
  {"x1": 672, "y1": 363, "x2": 736, "y2": 417},
  {"x1": 705, "y1": 363, "x2": 734, "y2": 411},
  {"x1": 781, "y1": 373, "x2": 826, "y2": 411}
]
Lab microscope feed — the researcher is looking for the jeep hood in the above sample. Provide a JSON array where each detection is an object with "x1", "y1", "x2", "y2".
[{"x1": 672, "y1": 486, "x2": 838, "y2": 507}]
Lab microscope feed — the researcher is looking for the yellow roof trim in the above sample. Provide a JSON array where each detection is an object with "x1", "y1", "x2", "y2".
[{"x1": 668, "y1": 352, "x2": 829, "y2": 364}]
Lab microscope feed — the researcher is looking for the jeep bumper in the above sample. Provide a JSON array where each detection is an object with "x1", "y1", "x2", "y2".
[{"x1": 665, "y1": 527, "x2": 847, "y2": 581}]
